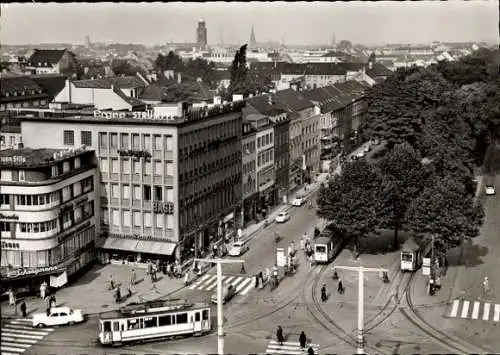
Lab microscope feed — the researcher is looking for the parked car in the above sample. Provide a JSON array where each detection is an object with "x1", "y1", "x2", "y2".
[
  {"x1": 32, "y1": 307, "x2": 84, "y2": 328},
  {"x1": 485, "y1": 185, "x2": 496, "y2": 195},
  {"x1": 211, "y1": 284, "x2": 236, "y2": 304},
  {"x1": 275, "y1": 211, "x2": 290, "y2": 223},
  {"x1": 292, "y1": 196, "x2": 306, "y2": 206},
  {"x1": 356, "y1": 151, "x2": 365, "y2": 158},
  {"x1": 228, "y1": 240, "x2": 249, "y2": 256},
  {"x1": 363, "y1": 144, "x2": 371, "y2": 153}
]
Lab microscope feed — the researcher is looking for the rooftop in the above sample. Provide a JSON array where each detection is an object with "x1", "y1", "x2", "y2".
[
  {"x1": 73, "y1": 76, "x2": 146, "y2": 89},
  {"x1": 0, "y1": 147, "x2": 92, "y2": 168},
  {"x1": 274, "y1": 88, "x2": 315, "y2": 113},
  {"x1": 27, "y1": 49, "x2": 74, "y2": 67}
]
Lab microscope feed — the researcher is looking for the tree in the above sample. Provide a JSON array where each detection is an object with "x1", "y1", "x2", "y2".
[
  {"x1": 406, "y1": 174, "x2": 484, "y2": 254},
  {"x1": 111, "y1": 59, "x2": 138, "y2": 76},
  {"x1": 227, "y1": 44, "x2": 249, "y2": 98},
  {"x1": 317, "y1": 159, "x2": 381, "y2": 255},
  {"x1": 155, "y1": 51, "x2": 185, "y2": 73},
  {"x1": 184, "y1": 58, "x2": 218, "y2": 88},
  {"x1": 376, "y1": 143, "x2": 427, "y2": 249}
]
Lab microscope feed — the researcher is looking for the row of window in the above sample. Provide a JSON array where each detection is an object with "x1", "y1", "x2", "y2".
[
  {"x1": 17, "y1": 219, "x2": 58, "y2": 233},
  {"x1": 102, "y1": 208, "x2": 175, "y2": 229},
  {"x1": 179, "y1": 120, "x2": 239, "y2": 148},
  {"x1": 242, "y1": 161, "x2": 255, "y2": 174},
  {"x1": 51, "y1": 157, "x2": 83, "y2": 178},
  {"x1": 302, "y1": 122, "x2": 320, "y2": 135},
  {"x1": 98, "y1": 132, "x2": 174, "y2": 151},
  {"x1": 100, "y1": 158, "x2": 174, "y2": 176},
  {"x1": 180, "y1": 154, "x2": 239, "y2": 182},
  {"x1": 63, "y1": 130, "x2": 92, "y2": 146},
  {"x1": 120, "y1": 310, "x2": 208, "y2": 331},
  {"x1": 0, "y1": 99, "x2": 47, "y2": 111},
  {"x1": 257, "y1": 149, "x2": 274, "y2": 167},
  {"x1": 257, "y1": 132, "x2": 274, "y2": 149},
  {"x1": 103, "y1": 183, "x2": 174, "y2": 202}
]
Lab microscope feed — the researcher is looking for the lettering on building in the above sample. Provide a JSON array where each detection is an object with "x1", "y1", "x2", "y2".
[
  {"x1": 0, "y1": 156, "x2": 27, "y2": 165},
  {"x1": 1, "y1": 241, "x2": 20, "y2": 249},
  {"x1": 0, "y1": 214, "x2": 19, "y2": 220},
  {"x1": 118, "y1": 150, "x2": 152, "y2": 161},
  {"x1": 93, "y1": 110, "x2": 175, "y2": 120},
  {"x1": 153, "y1": 201, "x2": 174, "y2": 215},
  {"x1": 6, "y1": 265, "x2": 62, "y2": 278}
]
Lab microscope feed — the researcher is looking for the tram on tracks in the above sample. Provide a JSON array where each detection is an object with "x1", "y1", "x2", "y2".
[
  {"x1": 313, "y1": 232, "x2": 347, "y2": 264},
  {"x1": 400, "y1": 238, "x2": 422, "y2": 272},
  {"x1": 98, "y1": 300, "x2": 211, "y2": 346}
]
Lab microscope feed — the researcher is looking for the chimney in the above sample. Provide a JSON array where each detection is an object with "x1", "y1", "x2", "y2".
[
  {"x1": 65, "y1": 79, "x2": 72, "y2": 103},
  {"x1": 177, "y1": 73, "x2": 182, "y2": 84},
  {"x1": 368, "y1": 61, "x2": 373, "y2": 70}
]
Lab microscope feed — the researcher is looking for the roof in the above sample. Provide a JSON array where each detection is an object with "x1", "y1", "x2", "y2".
[
  {"x1": 139, "y1": 83, "x2": 169, "y2": 101},
  {"x1": 112, "y1": 87, "x2": 146, "y2": 108},
  {"x1": 0, "y1": 75, "x2": 48, "y2": 101},
  {"x1": 274, "y1": 88, "x2": 315, "y2": 113},
  {"x1": 0, "y1": 147, "x2": 92, "y2": 168},
  {"x1": 27, "y1": 49, "x2": 72, "y2": 67},
  {"x1": 247, "y1": 94, "x2": 288, "y2": 117},
  {"x1": 73, "y1": 76, "x2": 146, "y2": 89},
  {"x1": 31, "y1": 74, "x2": 67, "y2": 98}
]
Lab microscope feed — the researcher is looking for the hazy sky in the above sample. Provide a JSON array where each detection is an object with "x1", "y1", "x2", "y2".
[{"x1": 1, "y1": 2, "x2": 498, "y2": 46}]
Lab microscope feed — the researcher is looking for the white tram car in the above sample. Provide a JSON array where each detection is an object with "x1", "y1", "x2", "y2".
[
  {"x1": 98, "y1": 300, "x2": 211, "y2": 346},
  {"x1": 313, "y1": 235, "x2": 346, "y2": 264}
]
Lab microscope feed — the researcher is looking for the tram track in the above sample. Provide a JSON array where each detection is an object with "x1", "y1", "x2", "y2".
[{"x1": 400, "y1": 272, "x2": 488, "y2": 354}]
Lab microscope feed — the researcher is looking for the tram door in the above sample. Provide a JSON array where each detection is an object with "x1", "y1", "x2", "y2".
[
  {"x1": 112, "y1": 320, "x2": 122, "y2": 342},
  {"x1": 193, "y1": 311, "x2": 202, "y2": 332}
]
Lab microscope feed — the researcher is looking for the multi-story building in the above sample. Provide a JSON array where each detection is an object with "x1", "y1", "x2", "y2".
[
  {"x1": 25, "y1": 49, "x2": 79, "y2": 76},
  {"x1": 0, "y1": 124, "x2": 22, "y2": 151},
  {"x1": 19, "y1": 102, "x2": 244, "y2": 264},
  {"x1": 0, "y1": 73, "x2": 51, "y2": 111},
  {"x1": 0, "y1": 147, "x2": 97, "y2": 293},
  {"x1": 241, "y1": 119, "x2": 257, "y2": 225}
]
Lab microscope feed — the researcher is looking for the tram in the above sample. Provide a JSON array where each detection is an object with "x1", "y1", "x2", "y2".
[
  {"x1": 313, "y1": 234, "x2": 346, "y2": 264},
  {"x1": 400, "y1": 238, "x2": 422, "y2": 272},
  {"x1": 98, "y1": 300, "x2": 211, "y2": 346}
]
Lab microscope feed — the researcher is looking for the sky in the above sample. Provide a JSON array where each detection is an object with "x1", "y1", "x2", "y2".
[{"x1": 0, "y1": 1, "x2": 498, "y2": 46}]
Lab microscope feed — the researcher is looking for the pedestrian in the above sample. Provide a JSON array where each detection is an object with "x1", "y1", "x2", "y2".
[
  {"x1": 338, "y1": 279, "x2": 344, "y2": 294},
  {"x1": 299, "y1": 331, "x2": 307, "y2": 348},
  {"x1": 148, "y1": 262, "x2": 153, "y2": 276},
  {"x1": 276, "y1": 325, "x2": 284, "y2": 345},
  {"x1": 109, "y1": 274, "x2": 114, "y2": 290},
  {"x1": 240, "y1": 264, "x2": 246, "y2": 274},
  {"x1": 45, "y1": 295, "x2": 51, "y2": 316},
  {"x1": 131, "y1": 269, "x2": 136, "y2": 286},
  {"x1": 50, "y1": 294, "x2": 56, "y2": 308},
  {"x1": 40, "y1": 281, "x2": 47, "y2": 299},
  {"x1": 259, "y1": 271, "x2": 264, "y2": 284},
  {"x1": 115, "y1": 287, "x2": 121, "y2": 303},
  {"x1": 308, "y1": 346, "x2": 315, "y2": 355},
  {"x1": 8, "y1": 288, "x2": 15, "y2": 306},
  {"x1": 20, "y1": 300, "x2": 27, "y2": 318},
  {"x1": 167, "y1": 263, "x2": 172, "y2": 279},
  {"x1": 308, "y1": 255, "x2": 314, "y2": 269},
  {"x1": 255, "y1": 274, "x2": 259, "y2": 288}
]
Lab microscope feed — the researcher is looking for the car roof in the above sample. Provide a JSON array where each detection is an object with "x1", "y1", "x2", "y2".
[
  {"x1": 50, "y1": 307, "x2": 71, "y2": 312},
  {"x1": 233, "y1": 241, "x2": 244, "y2": 246},
  {"x1": 279, "y1": 211, "x2": 288, "y2": 215}
]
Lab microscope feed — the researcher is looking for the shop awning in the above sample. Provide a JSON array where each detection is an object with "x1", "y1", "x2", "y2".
[
  {"x1": 102, "y1": 237, "x2": 139, "y2": 252},
  {"x1": 135, "y1": 240, "x2": 176, "y2": 256}
]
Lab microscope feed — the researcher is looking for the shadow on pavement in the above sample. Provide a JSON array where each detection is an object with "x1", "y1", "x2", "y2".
[
  {"x1": 65, "y1": 263, "x2": 107, "y2": 287},
  {"x1": 462, "y1": 244, "x2": 488, "y2": 267}
]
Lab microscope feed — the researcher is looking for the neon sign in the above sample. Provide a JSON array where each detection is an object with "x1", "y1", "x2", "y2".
[{"x1": 93, "y1": 110, "x2": 175, "y2": 120}]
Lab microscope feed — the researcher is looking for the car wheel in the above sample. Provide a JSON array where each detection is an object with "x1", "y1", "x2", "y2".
[
  {"x1": 37, "y1": 323, "x2": 46, "y2": 328},
  {"x1": 68, "y1": 321, "x2": 75, "y2": 326}
]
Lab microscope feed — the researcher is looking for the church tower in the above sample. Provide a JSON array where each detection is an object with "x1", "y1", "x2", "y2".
[
  {"x1": 249, "y1": 25, "x2": 256, "y2": 48},
  {"x1": 196, "y1": 18, "x2": 208, "y2": 50}
]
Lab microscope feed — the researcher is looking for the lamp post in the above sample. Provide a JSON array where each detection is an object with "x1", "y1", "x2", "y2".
[
  {"x1": 332, "y1": 265, "x2": 388, "y2": 354},
  {"x1": 194, "y1": 258, "x2": 244, "y2": 355}
]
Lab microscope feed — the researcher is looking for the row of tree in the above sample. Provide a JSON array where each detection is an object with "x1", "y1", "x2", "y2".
[{"x1": 318, "y1": 48, "x2": 499, "y2": 256}]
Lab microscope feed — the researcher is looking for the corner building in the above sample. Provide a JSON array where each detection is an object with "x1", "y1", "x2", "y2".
[
  {"x1": 0, "y1": 147, "x2": 97, "y2": 292},
  {"x1": 20, "y1": 103, "x2": 243, "y2": 264}
]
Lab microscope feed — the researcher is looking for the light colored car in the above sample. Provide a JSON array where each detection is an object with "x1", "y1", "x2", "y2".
[
  {"x1": 275, "y1": 211, "x2": 290, "y2": 223},
  {"x1": 356, "y1": 151, "x2": 365, "y2": 158},
  {"x1": 292, "y1": 196, "x2": 305, "y2": 206},
  {"x1": 363, "y1": 144, "x2": 371, "y2": 153},
  {"x1": 485, "y1": 185, "x2": 496, "y2": 195},
  {"x1": 228, "y1": 240, "x2": 249, "y2": 256},
  {"x1": 211, "y1": 284, "x2": 236, "y2": 304},
  {"x1": 32, "y1": 307, "x2": 84, "y2": 328}
]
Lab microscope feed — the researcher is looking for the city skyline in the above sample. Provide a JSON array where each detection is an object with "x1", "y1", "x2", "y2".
[{"x1": 0, "y1": 1, "x2": 498, "y2": 46}]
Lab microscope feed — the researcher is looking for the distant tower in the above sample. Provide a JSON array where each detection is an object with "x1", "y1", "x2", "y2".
[
  {"x1": 84, "y1": 36, "x2": 91, "y2": 49},
  {"x1": 196, "y1": 18, "x2": 208, "y2": 50},
  {"x1": 249, "y1": 25, "x2": 257, "y2": 47},
  {"x1": 331, "y1": 33, "x2": 336, "y2": 47}
]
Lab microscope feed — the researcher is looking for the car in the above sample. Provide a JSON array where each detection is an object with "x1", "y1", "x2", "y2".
[
  {"x1": 228, "y1": 240, "x2": 249, "y2": 256},
  {"x1": 32, "y1": 307, "x2": 84, "y2": 328},
  {"x1": 485, "y1": 185, "x2": 496, "y2": 195},
  {"x1": 356, "y1": 151, "x2": 365, "y2": 158},
  {"x1": 275, "y1": 211, "x2": 290, "y2": 223},
  {"x1": 211, "y1": 284, "x2": 236, "y2": 304},
  {"x1": 363, "y1": 144, "x2": 371, "y2": 153},
  {"x1": 292, "y1": 196, "x2": 305, "y2": 206}
]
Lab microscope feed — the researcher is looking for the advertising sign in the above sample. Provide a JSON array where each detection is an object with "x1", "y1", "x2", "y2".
[{"x1": 276, "y1": 247, "x2": 286, "y2": 267}]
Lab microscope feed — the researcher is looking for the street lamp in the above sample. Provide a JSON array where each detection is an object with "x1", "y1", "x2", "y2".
[
  {"x1": 332, "y1": 265, "x2": 388, "y2": 355},
  {"x1": 195, "y1": 258, "x2": 245, "y2": 355}
]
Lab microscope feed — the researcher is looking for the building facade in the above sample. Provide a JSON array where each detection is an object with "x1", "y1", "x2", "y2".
[
  {"x1": 0, "y1": 147, "x2": 97, "y2": 293},
  {"x1": 241, "y1": 120, "x2": 257, "y2": 225},
  {"x1": 26, "y1": 49, "x2": 79, "y2": 76},
  {"x1": 0, "y1": 74, "x2": 50, "y2": 111},
  {"x1": 19, "y1": 102, "x2": 244, "y2": 265}
]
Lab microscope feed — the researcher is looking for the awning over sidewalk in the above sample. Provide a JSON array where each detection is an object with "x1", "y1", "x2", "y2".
[
  {"x1": 135, "y1": 240, "x2": 176, "y2": 256},
  {"x1": 102, "y1": 237, "x2": 139, "y2": 252}
]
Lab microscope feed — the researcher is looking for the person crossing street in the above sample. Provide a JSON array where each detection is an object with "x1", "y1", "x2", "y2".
[
  {"x1": 299, "y1": 330, "x2": 307, "y2": 348},
  {"x1": 276, "y1": 325, "x2": 284, "y2": 345}
]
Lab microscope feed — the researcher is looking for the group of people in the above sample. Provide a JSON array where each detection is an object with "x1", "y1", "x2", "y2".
[{"x1": 276, "y1": 326, "x2": 315, "y2": 354}]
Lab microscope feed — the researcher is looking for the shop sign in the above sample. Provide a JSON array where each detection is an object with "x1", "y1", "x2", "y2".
[
  {"x1": 93, "y1": 110, "x2": 175, "y2": 120},
  {"x1": 153, "y1": 201, "x2": 174, "y2": 215},
  {"x1": 6, "y1": 265, "x2": 62, "y2": 279},
  {"x1": 0, "y1": 156, "x2": 26, "y2": 165},
  {"x1": 0, "y1": 213, "x2": 19, "y2": 220},
  {"x1": 1, "y1": 241, "x2": 20, "y2": 249}
]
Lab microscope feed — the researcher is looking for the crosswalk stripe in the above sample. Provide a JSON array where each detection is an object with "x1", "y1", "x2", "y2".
[
  {"x1": 199, "y1": 274, "x2": 218, "y2": 289},
  {"x1": 2, "y1": 336, "x2": 38, "y2": 344},
  {"x1": 1, "y1": 331, "x2": 45, "y2": 340},
  {"x1": 1, "y1": 352, "x2": 20, "y2": 355},
  {"x1": 266, "y1": 349, "x2": 305, "y2": 355},
  {"x1": 266, "y1": 340, "x2": 320, "y2": 355},
  {"x1": 240, "y1": 279, "x2": 255, "y2": 295},
  {"x1": 2, "y1": 327, "x2": 51, "y2": 336},
  {"x1": 4, "y1": 323, "x2": 39, "y2": 330},
  {"x1": 494, "y1": 304, "x2": 500, "y2": 322},
  {"x1": 225, "y1": 276, "x2": 235, "y2": 285},
  {"x1": 11, "y1": 319, "x2": 33, "y2": 324},
  {"x1": 188, "y1": 273, "x2": 212, "y2": 290},
  {"x1": 230, "y1": 276, "x2": 244, "y2": 288},
  {"x1": 471, "y1": 301, "x2": 480, "y2": 319},
  {"x1": 204, "y1": 277, "x2": 220, "y2": 291},
  {"x1": 460, "y1": 300, "x2": 470, "y2": 318},
  {"x1": 235, "y1": 278, "x2": 252, "y2": 293},
  {"x1": 1, "y1": 345, "x2": 27, "y2": 353},
  {"x1": 1, "y1": 341, "x2": 32, "y2": 348},
  {"x1": 483, "y1": 303, "x2": 491, "y2": 321},
  {"x1": 450, "y1": 299, "x2": 460, "y2": 317}
]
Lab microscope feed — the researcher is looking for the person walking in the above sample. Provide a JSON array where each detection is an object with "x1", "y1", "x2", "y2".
[
  {"x1": 40, "y1": 281, "x2": 47, "y2": 299},
  {"x1": 109, "y1": 274, "x2": 115, "y2": 290},
  {"x1": 20, "y1": 300, "x2": 27, "y2": 318},
  {"x1": 299, "y1": 331, "x2": 307, "y2": 348},
  {"x1": 8, "y1": 288, "x2": 15, "y2": 306},
  {"x1": 130, "y1": 269, "x2": 137, "y2": 286},
  {"x1": 308, "y1": 346, "x2": 315, "y2": 355},
  {"x1": 338, "y1": 279, "x2": 344, "y2": 294},
  {"x1": 50, "y1": 294, "x2": 56, "y2": 308},
  {"x1": 45, "y1": 295, "x2": 51, "y2": 316},
  {"x1": 276, "y1": 325, "x2": 284, "y2": 345}
]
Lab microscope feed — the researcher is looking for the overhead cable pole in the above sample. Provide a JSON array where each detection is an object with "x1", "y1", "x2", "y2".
[
  {"x1": 195, "y1": 258, "x2": 245, "y2": 355},
  {"x1": 333, "y1": 265, "x2": 389, "y2": 355}
]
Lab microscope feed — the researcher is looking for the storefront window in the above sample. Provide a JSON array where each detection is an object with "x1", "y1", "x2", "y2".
[{"x1": 38, "y1": 250, "x2": 48, "y2": 266}]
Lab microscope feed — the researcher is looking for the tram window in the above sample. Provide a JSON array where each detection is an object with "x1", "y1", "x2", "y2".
[
  {"x1": 316, "y1": 246, "x2": 326, "y2": 253},
  {"x1": 144, "y1": 316, "x2": 158, "y2": 328},
  {"x1": 195, "y1": 312, "x2": 200, "y2": 321},
  {"x1": 103, "y1": 321, "x2": 111, "y2": 332},
  {"x1": 113, "y1": 321, "x2": 120, "y2": 331},
  {"x1": 202, "y1": 310, "x2": 209, "y2": 320},
  {"x1": 127, "y1": 319, "x2": 141, "y2": 330},
  {"x1": 176, "y1": 313, "x2": 188, "y2": 324},
  {"x1": 158, "y1": 315, "x2": 172, "y2": 326},
  {"x1": 401, "y1": 253, "x2": 412, "y2": 262}
]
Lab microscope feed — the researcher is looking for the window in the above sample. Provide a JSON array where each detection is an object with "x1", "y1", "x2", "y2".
[
  {"x1": 144, "y1": 316, "x2": 157, "y2": 328},
  {"x1": 122, "y1": 184, "x2": 130, "y2": 199},
  {"x1": 111, "y1": 184, "x2": 119, "y2": 198},
  {"x1": 100, "y1": 158, "x2": 108, "y2": 173},
  {"x1": 62, "y1": 186, "x2": 72, "y2": 202},
  {"x1": 144, "y1": 161, "x2": 152, "y2": 175},
  {"x1": 195, "y1": 312, "x2": 200, "y2": 321},
  {"x1": 143, "y1": 185, "x2": 151, "y2": 201},
  {"x1": 99, "y1": 132, "x2": 107, "y2": 149},
  {"x1": 165, "y1": 161, "x2": 174, "y2": 176},
  {"x1": 166, "y1": 188, "x2": 174, "y2": 202},
  {"x1": 176, "y1": 313, "x2": 188, "y2": 324},
  {"x1": 133, "y1": 211, "x2": 141, "y2": 226},
  {"x1": 111, "y1": 159, "x2": 119, "y2": 173},
  {"x1": 166, "y1": 215, "x2": 174, "y2": 229},
  {"x1": 0, "y1": 194, "x2": 10, "y2": 205},
  {"x1": 120, "y1": 133, "x2": 129, "y2": 149},
  {"x1": 121, "y1": 159, "x2": 130, "y2": 174},
  {"x1": 62, "y1": 211, "x2": 72, "y2": 229},
  {"x1": 83, "y1": 177, "x2": 93, "y2": 193},
  {"x1": 202, "y1": 310, "x2": 209, "y2": 320},
  {"x1": 110, "y1": 133, "x2": 118, "y2": 149},
  {"x1": 132, "y1": 134, "x2": 140, "y2": 149},
  {"x1": 122, "y1": 210, "x2": 131, "y2": 227},
  {"x1": 133, "y1": 185, "x2": 141, "y2": 200},
  {"x1": 154, "y1": 186, "x2": 162, "y2": 200},
  {"x1": 102, "y1": 208, "x2": 109, "y2": 225},
  {"x1": 81, "y1": 131, "x2": 92, "y2": 146},
  {"x1": 155, "y1": 214, "x2": 163, "y2": 228},
  {"x1": 143, "y1": 135, "x2": 151, "y2": 151},
  {"x1": 165, "y1": 136, "x2": 173, "y2": 151},
  {"x1": 74, "y1": 206, "x2": 83, "y2": 223},
  {"x1": 101, "y1": 183, "x2": 108, "y2": 197},
  {"x1": 133, "y1": 160, "x2": 141, "y2": 174},
  {"x1": 112, "y1": 210, "x2": 120, "y2": 226},
  {"x1": 153, "y1": 161, "x2": 162, "y2": 176},
  {"x1": 144, "y1": 212, "x2": 152, "y2": 227},
  {"x1": 62, "y1": 162, "x2": 70, "y2": 173},
  {"x1": 153, "y1": 135, "x2": 161, "y2": 150},
  {"x1": 73, "y1": 181, "x2": 82, "y2": 197},
  {"x1": 63, "y1": 130, "x2": 74, "y2": 146},
  {"x1": 158, "y1": 315, "x2": 172, "y2": 326},
  {"x1": 74, "y1": 157, "x2": 81, "y2": 169}
]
